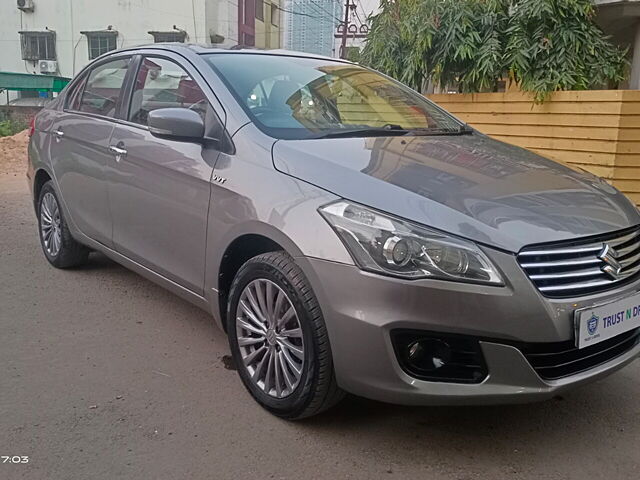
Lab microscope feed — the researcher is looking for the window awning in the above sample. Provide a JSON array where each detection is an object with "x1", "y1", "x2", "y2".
[
  {"x1": 80, "y1": 29, "x2": 119, "y2": 37},
  {"x1": 0, "y1": 71, "x2": 70, "y2": 92},
  {"x1": 148, "y1": 30, "x2": 187, "y2": 43}
]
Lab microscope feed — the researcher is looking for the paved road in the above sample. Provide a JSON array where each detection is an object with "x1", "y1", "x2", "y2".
[{"x1": 2, "y1": 175, "x2": 640, "y2": 480}]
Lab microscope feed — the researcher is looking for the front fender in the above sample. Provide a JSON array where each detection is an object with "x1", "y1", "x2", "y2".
[{"x1": 203, "y1": 167, "x2": 354, "y2": 329}]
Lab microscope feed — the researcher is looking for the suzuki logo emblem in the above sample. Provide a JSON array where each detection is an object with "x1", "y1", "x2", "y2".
[{"x1": 598, "y1": 244, "x2": 623, "y2": 279}]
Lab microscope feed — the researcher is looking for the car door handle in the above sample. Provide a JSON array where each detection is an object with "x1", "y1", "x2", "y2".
[
  {"x1": 53, "y1": 129, "x2": 64, "y2": 142},
  {"x1": 108, "y1": 144, "x2": 127, "y2": 162}
]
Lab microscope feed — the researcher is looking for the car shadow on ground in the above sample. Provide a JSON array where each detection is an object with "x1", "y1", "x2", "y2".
[
  {"x1": 75, "y1": 251, "x2": 637, "y2": 464},
  {"x1": 73, "y1": 251, "x2": 138, "y2": 272},
  {"x1": 300, "y1": 385, "x2": 637, "y2": 472}
]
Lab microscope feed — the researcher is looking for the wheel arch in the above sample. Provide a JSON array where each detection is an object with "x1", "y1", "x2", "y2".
[
  {"x1": 215, "y1": 225, "x2": 306, "y2": 331},
  {"x1": 33, "y1": 168, "x2": 53, "y2": 211}
]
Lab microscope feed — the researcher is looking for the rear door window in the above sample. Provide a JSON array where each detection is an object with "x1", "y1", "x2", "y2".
[
  {"x1": 78, "y1": 57, "x2": 130, "y2": 118},
  {"x1": 65, "y1": 75, "x2": 87, "y2": 111},
  {"x1": 128, "y1": 57, "x2": 208, "y2": 126}
]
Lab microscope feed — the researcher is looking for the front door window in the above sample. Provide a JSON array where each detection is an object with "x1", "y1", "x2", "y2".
[{"x1": 128, "y1": 57, "x2": 208, "y2": 126}]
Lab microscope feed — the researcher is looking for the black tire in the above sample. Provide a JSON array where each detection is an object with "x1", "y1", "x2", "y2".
[
  {"x1": 37, "y1": 181, "x2": 90, "y2": 268},
  {"x1": 227, "y1": 251, "x2": 344, "y2": 419}
]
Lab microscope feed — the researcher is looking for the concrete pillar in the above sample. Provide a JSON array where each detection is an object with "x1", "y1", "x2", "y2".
[{"x1": 630, "y1": 20, "x2": 640, "y2": 90}]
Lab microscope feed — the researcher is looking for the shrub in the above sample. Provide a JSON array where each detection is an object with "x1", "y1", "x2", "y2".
[{"x1": 361, "y1": 0, "x2": 628, "y2": 101}]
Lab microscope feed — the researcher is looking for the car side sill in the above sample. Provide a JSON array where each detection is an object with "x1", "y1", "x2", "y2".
[{"x1": 74, "y1": 232, "x2": 210, "y2": 313}]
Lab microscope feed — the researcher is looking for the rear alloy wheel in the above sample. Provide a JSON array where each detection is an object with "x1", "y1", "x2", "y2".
[
  {"x1": 37, "y1": 181, "x2": 89, "y2": 268},
  {"x1": 227, "y1": 251, "x2": 344, "y2": 419},
  {"x1": 40, "y1": 191, "x2": 62, "y2": 258}
]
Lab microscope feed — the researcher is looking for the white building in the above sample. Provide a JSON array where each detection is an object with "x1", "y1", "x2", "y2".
[{"x1": 1, "y1": 0, "x2": 283, "y2": 101}]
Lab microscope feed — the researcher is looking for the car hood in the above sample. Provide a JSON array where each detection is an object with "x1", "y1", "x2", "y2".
[{"x1": 272, "y1": 133, "x2": 640, "y2": 252}]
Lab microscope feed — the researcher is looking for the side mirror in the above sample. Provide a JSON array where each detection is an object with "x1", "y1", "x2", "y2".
[{"x1": 148, "y1": 108, "x2": 205, "y2": 142}]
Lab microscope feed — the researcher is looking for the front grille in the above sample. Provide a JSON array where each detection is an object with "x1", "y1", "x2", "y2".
[
  {"x1": 520, "y1": 328, "x2": 640, "y2": 380},
  {"x1": 517, "y1": 226, "x2": 640, "y2": 297}
]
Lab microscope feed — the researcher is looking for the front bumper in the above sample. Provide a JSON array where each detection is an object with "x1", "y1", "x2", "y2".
[{"x1": 297, "y1": 251, "x2": 640, "y2": 406}]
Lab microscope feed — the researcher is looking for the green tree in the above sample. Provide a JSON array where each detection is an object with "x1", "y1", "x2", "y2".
[{"x1": 361, "y1": 0, "x2": 628, "y2": 101}]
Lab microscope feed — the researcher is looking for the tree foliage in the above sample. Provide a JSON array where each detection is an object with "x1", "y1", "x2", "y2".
[{"x1": 360, "y1": 0, "x2": 628, "y2": 100}]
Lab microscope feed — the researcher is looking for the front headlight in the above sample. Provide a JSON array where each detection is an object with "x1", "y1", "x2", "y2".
[{"x1": 319, "y1": 201, "x2": 503, "y2": 285}]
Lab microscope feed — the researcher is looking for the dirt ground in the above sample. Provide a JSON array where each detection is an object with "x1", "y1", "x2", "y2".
[
  {"x1": 0, "y1": 130, "x2": 29, "y2": 177},
  {"x1": 1, "y1": 134, "x2": 640, "y2": 480}
]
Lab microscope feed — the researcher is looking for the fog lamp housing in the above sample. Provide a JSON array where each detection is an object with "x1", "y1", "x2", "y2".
[{"x1": 391, "y1": 330, "x2": 488, "y2": 383}]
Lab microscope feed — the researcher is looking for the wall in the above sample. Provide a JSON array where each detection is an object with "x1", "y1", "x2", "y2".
[
  {"x1": 0, "y1": 105, "x2": 42, "y2": 124},
  {"x1": 205, "y1": 0, "x2": 238, "y2": 47},
  {"x1": 0, "y1": 0, "x2": 240, "y2": 86},
  {"x1": 253, "y1": 1, "x2": 282, "y2": 49},
  {"x1": 428, "y1": 90, "x2": 640, "y2": 205},
  {"x1": 268, "y1": 2, "x2": 282, "y2": 48}
]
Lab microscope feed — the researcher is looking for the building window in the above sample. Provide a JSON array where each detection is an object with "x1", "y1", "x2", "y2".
[
  {"x1": 256, "y1": 0, "x2": 264, "y2": 21},
  {"x1": 148, "y1": 31, "x2": 187, "y2": 43},
  {"x1": 19, "y1": 31, "x2": 56, "y2": 61},
  {"x1": 271, "y1": 4, "x2": 279, "y2": 27},
  {"x1": 82, "y1": 31, "x2": 118, "y2": 60}
]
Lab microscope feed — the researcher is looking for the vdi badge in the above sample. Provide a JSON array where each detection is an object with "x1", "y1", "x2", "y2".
[{"x1": 587, "y1": 313, "x2": 599, "y2": 335}]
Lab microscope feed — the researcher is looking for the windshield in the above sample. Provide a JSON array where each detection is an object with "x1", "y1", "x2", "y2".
[{"x1": 203, "y1": 53, "x2": 464, "y2": 140}]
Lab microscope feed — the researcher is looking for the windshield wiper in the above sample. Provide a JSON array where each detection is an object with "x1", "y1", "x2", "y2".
[
  {"x1": 311, "y1": 123, "x2": 473, "y2": 139},
  {"x1": 410, "y1": 124, "x2": 474, "y2": 136},
  {"x1": 311, "y1": 124, "x2": 410, "y2": 139}
]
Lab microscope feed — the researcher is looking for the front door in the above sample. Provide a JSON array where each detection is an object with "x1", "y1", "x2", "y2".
[
  {"x1": 49, "y1": 57, "x2": 131, "y2": 247},
  {"x1": 108, "y1": 55, "x2": 218, "y2": 294}
]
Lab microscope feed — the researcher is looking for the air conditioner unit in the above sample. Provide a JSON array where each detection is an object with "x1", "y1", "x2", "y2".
[
  {"x1": 17, "y1": 0, "x2": 35, "y2": 12},
  {"x1": 39, "y1": 60, "x2": 57, "y2": 74}
]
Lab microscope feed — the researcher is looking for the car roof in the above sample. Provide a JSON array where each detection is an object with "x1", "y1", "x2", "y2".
[{"x1": 110, "y1": 43, "x2": 349, "y2": 64}]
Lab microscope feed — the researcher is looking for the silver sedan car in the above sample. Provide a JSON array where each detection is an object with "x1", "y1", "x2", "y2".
[{"x1": 28, "y1": 45, "x2": 640, "y2": 419}]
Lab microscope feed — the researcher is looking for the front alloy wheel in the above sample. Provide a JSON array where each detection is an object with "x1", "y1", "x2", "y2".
[
  {"x1": 227, "y1": 251, "x2": 344, "y2": 419},
  {"x1": 236, "y1": 278, "x2": 305, "y2": 399}
]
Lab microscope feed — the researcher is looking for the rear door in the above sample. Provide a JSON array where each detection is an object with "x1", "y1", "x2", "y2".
[
  {"x1": 107, "y1": 54, "x2": 221, "y2": 294},
  {"x1": 49, "y1": 56, "x2": 132, "y2": 247}
]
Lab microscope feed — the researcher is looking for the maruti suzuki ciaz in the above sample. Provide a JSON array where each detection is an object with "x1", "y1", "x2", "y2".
[{"x1": 27, "y1": 45, "x2": 640, "y2": 419}]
